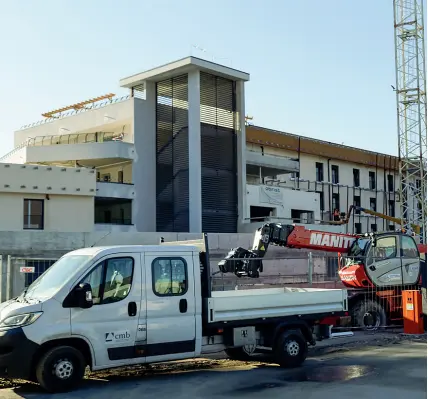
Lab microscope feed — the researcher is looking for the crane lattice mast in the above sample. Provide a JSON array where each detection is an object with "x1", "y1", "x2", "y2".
[{"x1": 393, "y1": 0, "x2": 427, "y2": 244}]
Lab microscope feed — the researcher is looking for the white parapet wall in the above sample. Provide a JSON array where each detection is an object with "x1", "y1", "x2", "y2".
[{"x1": 0, "y1": 163, "x2": 96, "y2": 232}]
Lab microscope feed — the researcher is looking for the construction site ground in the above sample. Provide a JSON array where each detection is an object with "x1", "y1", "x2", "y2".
[{"x1": 1, "y1": 331, "x2": 426, "y2": 399}]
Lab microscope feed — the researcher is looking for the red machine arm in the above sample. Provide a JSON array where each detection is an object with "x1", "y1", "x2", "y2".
[{"x1": 218, "y1": 223, "x2": 357, "y2": 278}]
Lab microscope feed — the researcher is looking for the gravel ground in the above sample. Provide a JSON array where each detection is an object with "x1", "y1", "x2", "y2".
[{"x1": 0, "y1": 331, "x2": 424, "y2": 391}]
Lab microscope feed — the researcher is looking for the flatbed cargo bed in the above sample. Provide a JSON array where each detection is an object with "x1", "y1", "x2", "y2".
[{"x1": 207, "y1": 287, "x2": 348, "y2": 323}]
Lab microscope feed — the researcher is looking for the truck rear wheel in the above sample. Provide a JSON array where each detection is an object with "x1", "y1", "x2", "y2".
[
  {"x1": 225, "y1": 344, "x2": 256, "y2": 360},
  {"x1": 273, "y1": 329, "x2": 308, "y2": 368},
  {"x1": 36, "y1": 345, "x2": 86, "y2": 393},
  {"x1": 351, "y1": 299, "x2": 387, "y2": 330}
]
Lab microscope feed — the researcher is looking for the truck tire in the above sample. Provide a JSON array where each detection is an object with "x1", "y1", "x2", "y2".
[
  {"x1": 36, "y1": 345, "x2": 86, "y2": 393},
  {"x1": 225, "y1": 344, "x2": 256, "y2": 360},
  {"x1": 351, "y1": 299, "x2": 387, "y2": 330},
  {"x1": 273, "y1": 329, "x2": 308, "y2": 368}
]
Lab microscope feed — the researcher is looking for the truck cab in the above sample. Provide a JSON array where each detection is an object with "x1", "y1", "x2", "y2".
[
  {"x1": 0, "y1": 245, "x2": 201, "y2": 391},
  {"x1": 339, "y1": 232, "x2": 422, "y2": 289}
]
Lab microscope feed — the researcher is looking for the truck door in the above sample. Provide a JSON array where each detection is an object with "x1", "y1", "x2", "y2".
[
  {"x1": 365, "y1": 235, "x2": 403, "y2": 287},
  {"x1": 144, "y1": 252, "x2": 196, "y2": 363},
  {"x1": 400, "y1": 235, "x2": 421, "y2": 285},
  {"x1": 70, "y1": 253, "x2": 142, "y2": 367}
]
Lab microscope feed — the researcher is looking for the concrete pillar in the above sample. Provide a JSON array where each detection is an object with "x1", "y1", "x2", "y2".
[
  {"x1": 0, "y1": 255, "x2": 7, "y2": 302},
  {"x1": 132, "y1": 81, "x2": 157, "y2": 232},
  {"x1": 188, "y1": 70, "x2": 202, "y2": 233},
  {"x1": 236, "y1": 81, "x2": 247, "y2": 226},
  {"x1": 6, "y1": 256, "x2": 12, "y2": 301}
]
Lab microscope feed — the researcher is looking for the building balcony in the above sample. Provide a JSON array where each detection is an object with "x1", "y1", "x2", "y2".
[
  {"x1": 246, "y1": 149, "x2": 299, "y2": 176},
  {"x1": 0, "y1": 132, "x2": 135, "y2": 167},
  {"x1": 14, "y1": 95, "x2": 132, "y2": 146},
  {"x1": 96, "y1": 181, "x2": 135, "y2": 200}
]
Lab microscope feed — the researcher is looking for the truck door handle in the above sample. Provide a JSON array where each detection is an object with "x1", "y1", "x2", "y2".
[
  {"x1": 179, "y1": 299, "x2": 187, "y2": 313},
  {"x1": 128, "y1": 302, "x2": 137, "y2": 317}
]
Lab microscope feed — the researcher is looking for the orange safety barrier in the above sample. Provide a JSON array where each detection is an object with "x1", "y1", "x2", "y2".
[{"x1": 402, "y1": 290, "x2": 425, "y2": 334}]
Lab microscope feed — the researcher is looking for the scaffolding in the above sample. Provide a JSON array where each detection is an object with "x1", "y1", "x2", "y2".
[{"x1": 393, "y1": 0, "x2": 427, "y2": 243}]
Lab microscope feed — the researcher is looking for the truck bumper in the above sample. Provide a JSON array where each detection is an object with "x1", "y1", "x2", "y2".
[{"x1": 0, "y1": 327, "x2": 39, "y2": 380}]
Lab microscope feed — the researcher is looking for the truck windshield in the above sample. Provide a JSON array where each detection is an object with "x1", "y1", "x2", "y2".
[
  {"x1": 348, "y1": 238, "x2": 370, "y2": 258},
  {"x1": 24, "y1": 255, "x2": 93, "y2": 300}
]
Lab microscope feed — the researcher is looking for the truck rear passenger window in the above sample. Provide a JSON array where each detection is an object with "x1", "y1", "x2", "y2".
[{"x1": 152, "y1": 258, "x2": 187, "y2": 297}]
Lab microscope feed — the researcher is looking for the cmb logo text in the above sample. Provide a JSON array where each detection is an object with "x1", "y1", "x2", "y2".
[{"x1": 105, "y1": 331, "x2": 131, "y2": 342}]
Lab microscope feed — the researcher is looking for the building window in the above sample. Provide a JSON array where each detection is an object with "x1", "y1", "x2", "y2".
[
  {"x1": 371, "y1": 223, "x2": 377, "y2": 232},
  {"x1": 102, "y1": 173, "x2": 111, "y2": 182},
  {"x1": 96, "y1": 172, "x2": 100, "y2": 181},
  {"x1": 369, "y1": 171, "x2": 376, "y2": 190},
  {"x1": 388, "y1": 200, "x2": 395, "y2": 217},
  {"x1": 353, "y1": 196, "x2": 361, "y2": 213},
  {"x1": 331, "y1": 165, "x2": 339, "y2": 184},
  {"x1": 118, "y1": 171, "x2": 124, "y2": 183},
  {"x1": 353, "y1": 169, "x2": 360, "y2": 187},
  {"x1": 389, "y1": 224, "x2": 395, "y2": 231},
  {"x1": 23, "y1": 199, "x2": 44, "y2": 230},
  {"x1": 355, "y1": 223, "x2": 362, "y2": 234},
  {"x1": 332, "y1": 193, "x2": 340, "y2": 212},
  {"x1": 317, "y1": 191, "x2": 324, "y2": 211},
  {"x1": 387, "y1": 174, "x2": 394, "y2": 192},
  {"x1": 152, "y1": 258, "x2": 188, "y2": 297},
  {"x1": 315, "y1": 162, "x2": 324, "y2": 182},
  {"x1": 370, "y1": 198, "x2": 377, "y2": 212}
]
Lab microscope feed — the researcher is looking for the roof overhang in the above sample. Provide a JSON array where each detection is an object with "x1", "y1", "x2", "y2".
[{"x1": 119, "y1": 56, "x2": 250, "y2": 88}]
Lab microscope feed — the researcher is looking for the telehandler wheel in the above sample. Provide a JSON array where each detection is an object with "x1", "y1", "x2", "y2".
[
  {"x1": 225, "y1": 344, "x2": 257, "y2": 361},
  {"x1": 273, "y1": 329, "x2": 308, "y2": 368},
  {"x1": 351, "y1": 299, "x2": 387, "y2": 330},
  {"x1": 36, "y1": 345, "x2": 86, "y2": 393}
]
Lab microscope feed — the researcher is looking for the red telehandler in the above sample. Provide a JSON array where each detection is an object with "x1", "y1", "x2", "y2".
[{"x1": 218, "y1": 222, "x2": 427, "y2": 329}]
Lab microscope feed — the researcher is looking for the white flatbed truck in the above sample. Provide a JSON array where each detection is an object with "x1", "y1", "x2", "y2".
[{"x1": 0, "y1": 236, "x2": 348, "y2": 392}]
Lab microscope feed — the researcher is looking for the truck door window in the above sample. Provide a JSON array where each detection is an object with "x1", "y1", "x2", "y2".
[
  {"x1": 81, "y1": 257, "x2": 134, "y2": 305},
  {"x1": 401, "y1": 236, "x2": 419, "y2": 258},
  {"x1": 152, "y1": 258, "x2": 187, "y2": 296},
  {"x1": 372, "y1": 236, "x2": 397, "y2": 261},
  {"x1": 102, "y1": 258, "x2": 134, "y2": 304}
]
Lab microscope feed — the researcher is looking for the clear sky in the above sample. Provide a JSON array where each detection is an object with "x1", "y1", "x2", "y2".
[{"x1": 0, "y1": 0, "x2": 404, "y2": 156}]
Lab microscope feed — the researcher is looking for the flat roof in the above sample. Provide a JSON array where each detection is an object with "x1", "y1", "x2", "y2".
[
  {"x1": 69, "y1": 245, "x2": 199, "y2": 257},
  {"x1": 120, "y1": 56, "x2": 250, "y2": 88}
]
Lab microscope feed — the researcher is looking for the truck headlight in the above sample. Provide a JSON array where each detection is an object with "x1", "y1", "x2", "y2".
[{"x1": 0, "y1": 312, "x2": 43, "y2": 330}]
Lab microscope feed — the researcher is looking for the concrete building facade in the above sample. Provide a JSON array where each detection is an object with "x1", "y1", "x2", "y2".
[
  {"x1": 0, "y1": 56, "x2": 417, "y2": 234},
  {"x1": 0, "y1": 163, "x2": 96, "y2": 232}
]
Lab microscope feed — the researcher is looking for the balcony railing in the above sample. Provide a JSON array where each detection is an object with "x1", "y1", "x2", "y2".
[
  {"x1": 20, "y1": 95, "x2": 131, "y2": 129},
  {"x1": 0, "y1": 132, "x2": 129, "y2": 162},
  {"x1": 247, "y1": 149, "x2": 298, "y2": 162},
  {"x1": 27, "y1": 131, "x2": 127, "y2": 146}
]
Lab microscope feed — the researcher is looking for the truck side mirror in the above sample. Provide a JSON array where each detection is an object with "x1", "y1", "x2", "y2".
[{"x1": 75, "y1": 283, "x2": 93, "y2": 309}]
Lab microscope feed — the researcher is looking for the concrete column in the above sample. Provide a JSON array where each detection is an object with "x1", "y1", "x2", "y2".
[
  {"x1": 0, "y1": 255, "x2": 7, "y2": 302},
  {"x1": 132, "y1": 81, "x2": 157, "y2": 232},
  {"x1": 188, "y1": 70, "x2": 202, "y2": 233},
  {"x1": 6, "y1": 256, "x2": 12, "y2": 301},
  {"x1": 236, "y1": 80, "x2": 248, "y2": 228}
]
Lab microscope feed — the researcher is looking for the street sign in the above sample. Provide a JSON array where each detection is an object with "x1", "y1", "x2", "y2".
[{"x1": 20, "y1": 267, "x2": 35, "y2": 273}]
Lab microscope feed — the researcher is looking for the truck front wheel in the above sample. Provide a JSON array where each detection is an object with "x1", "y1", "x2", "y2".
[
  {"x1": 273, "y1": 329, "x2": 308, "y2": 368},
  {"x1": 36, "y1": 345, "x2": 86, "y2": 393}
]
